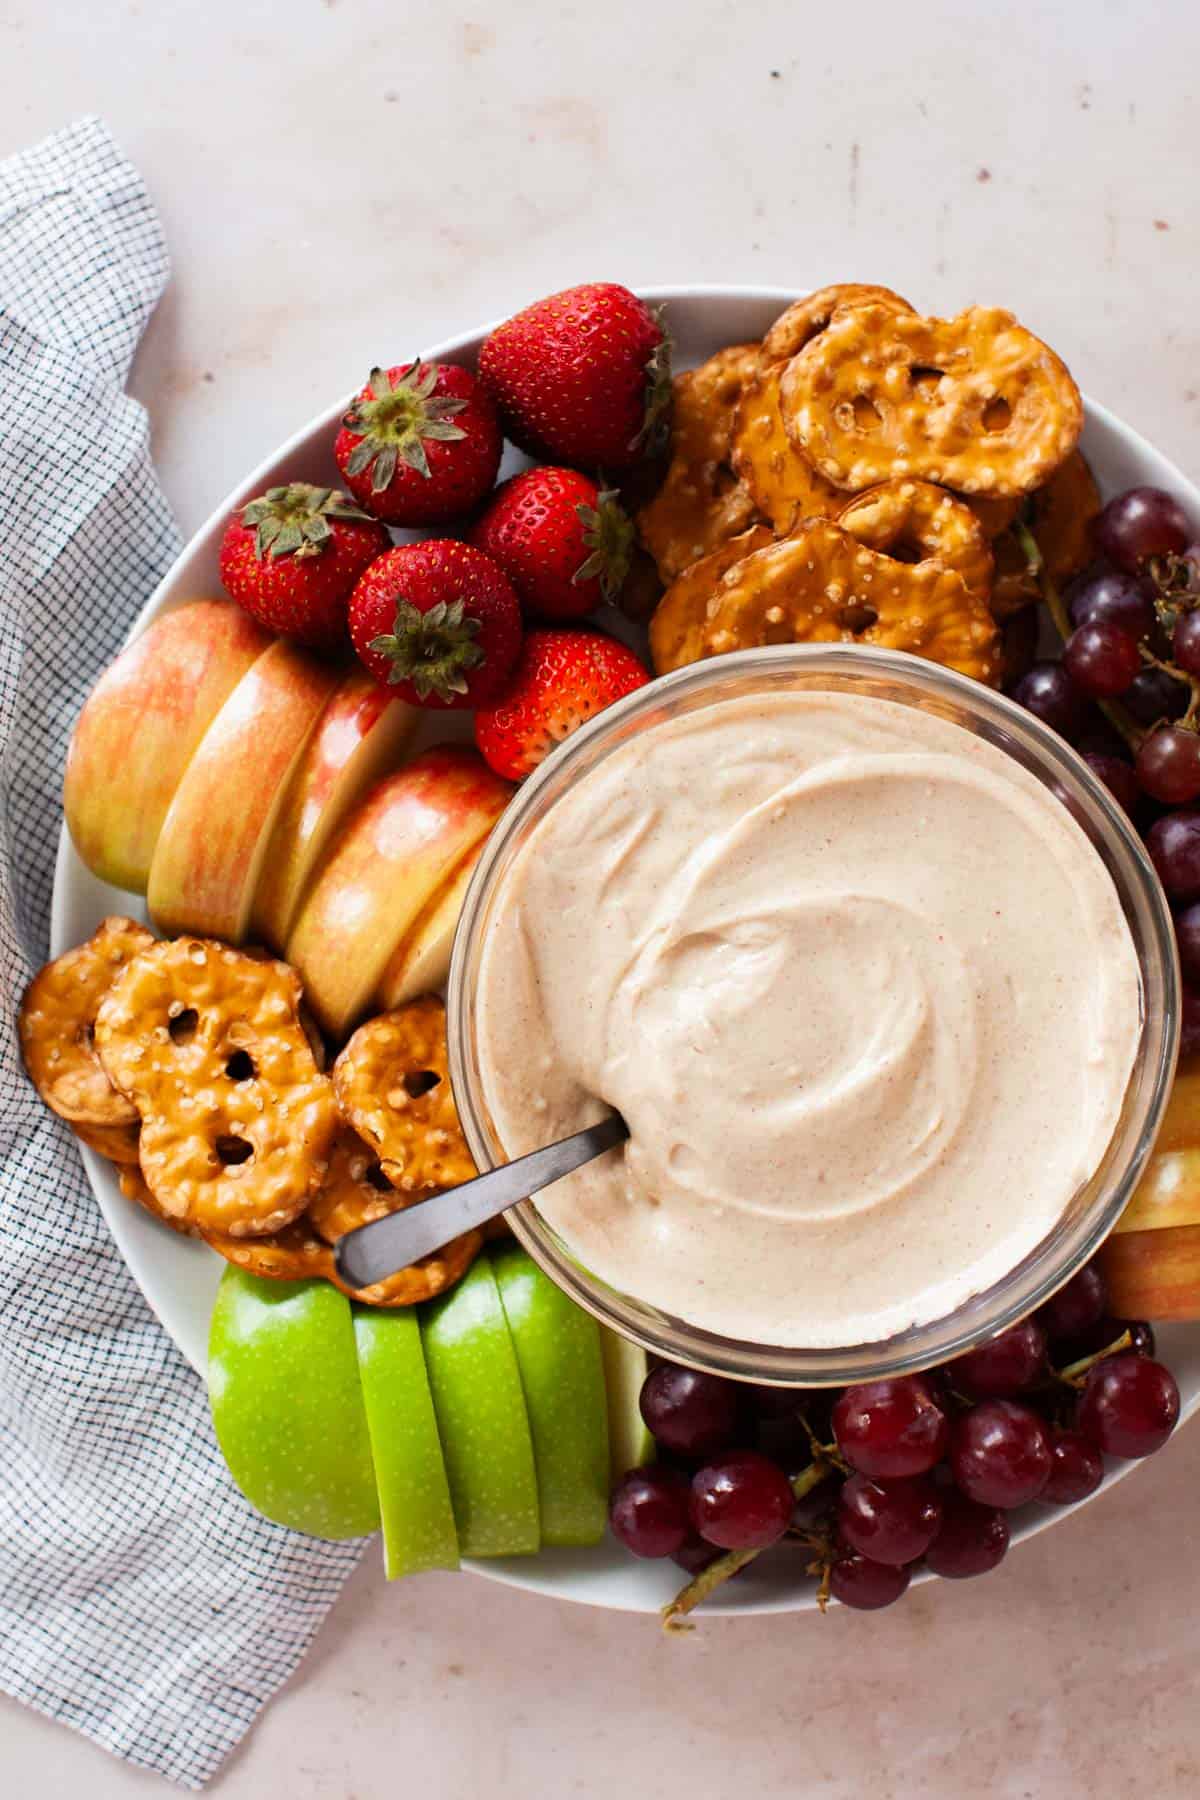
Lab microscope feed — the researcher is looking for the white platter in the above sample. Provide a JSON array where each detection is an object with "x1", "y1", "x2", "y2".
[{"x1": 52, "y1": 285, "x2": 1200, "y2": 1615}]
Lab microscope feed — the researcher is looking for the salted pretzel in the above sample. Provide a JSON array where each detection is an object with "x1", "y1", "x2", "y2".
[
  {"x1": 330, "y1": 1223, "x2": 483, "y2": 1309},
  {"x1": 731, "y1": 361, "x2": 841, "y2": 534},
  {"x1": 202, "y1": 1213, "x2": 334, "y2": 1279},
  {"x1": 781, "y1": 303, "x2": 1083, "y2": 497},
  {"x1": 332, "y1": 997, "x2": 475, "y2": 1195},
  {"x1": 635, "y1": 343, "x2": 761, "y2": 581},
  {"x1": 19, "y1": 916, "x2": 155, "y2": 1128},
  {"x1": 991, "y1": 450, "x2": 1103, "y2": 616},
  {"x1": 760, "y1": 282, "x2": 914, "y2": 365},
  {"x1": 836, "y1": 479, "x2": 993, "y2": 609},
  {"x1": 647, "y1": 525, "x2": 776, "y2": 673},
  {"x1": 650, "y1": 515, "x2": 1000, "y2": 684},
  {"x1": 117, "y1": 1163, "x2": 202, "y2": 1237},
  {"x1": 73, "y1": 1118, "x2": 141, "y2": 1165},
  {"x1": 94, "y1": 937, "x2": 337, "y2": 1237}
]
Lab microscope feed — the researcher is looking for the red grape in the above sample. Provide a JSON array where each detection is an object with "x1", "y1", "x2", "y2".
[
  {"x1": 1181, "y1": 982, "x2": 1200, "y2": 1059},
  {"x1": 925, "y1": 1492, "x2": 1010, "y2": 1579},
  {"x1": 1064, "y1": 622, "x2": 1141, "y2": 697},
  {"x1": 952, "y1": 1319, "x2": 1047, "y2": 1398},
  {"x1": 1082, "y1": 752, "x2": 1140, "y2": 814},
  {"x1": 1068, "y1": 569, "x2": 1156, "y2": 638},
  {"x1": 1076, "y1": 1354, "x2": 1180, "y2": 1458},
  {"x1": 670, "y1": 1534, "x2": 723, "y2": 1576},
  {"x1": 1011, "y1": 661, "x2": 1088, "y2": 740},
  {"x1": 1001, "y1": 607, "x2": 1039, "y2": 688},
  {"x1": 1042, "y1": 1429, "x2": 1104, "y2": 1505},
  {"x1": 746, "y1": 1383, "x2": 811, "y2": 1421},
  {"x1": 1174, "y1": 611, "x2": 1200, "y2": 678},
  {"x1": 949, "y1": 1400, "x2": 1052, "y2": 1507},
  {"x1": 640, "y1": 1364, "x2": 740, "y2": 1458},
  {"x1": 837, "y1": 1473, "x2": 942, "y2": 1565},
  {"x1": 1174, "y1": 902, "x2": 1200, "y2": 980},
  {"x1": 832, "y1": 1377, "x2": 949, "y2": 1479},
  {"x1": 1037, "y1": 1263, "x2": 1108, "y2": 1343},
  {"x1": 1146, "y1": 809, "x2": 1200, "y2": 899},
  {"x1": 608, "y1": 1464, "x2": 691, "y2": 1557},
  {"x1": 1094, "y1": 486, "x2": 1191, "y2": 573},
  {"x1": 689, "y1": 1450, "x2": 794, "y2": 1549},
  {"x1": 829, "y1": 1552, "x2": 910, "y2": 1610},
  {"x1": 1124, "y1": 665, "x2": 1189, "y2": 727},
  {"x1": 1136, "y1": 726, "x2": 1200, "y2": 805}
]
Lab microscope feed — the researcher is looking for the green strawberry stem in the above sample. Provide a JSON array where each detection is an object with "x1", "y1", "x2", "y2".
[
  {"x1": 343, "y1": 362, "x2": 467, "y2": 492},
  {"x1": 240, "y1": 483, "x2": 373, "y2": 561},
  {"x1": 661, "y1": 1457, "x2": 834, "y2": 1633},
  {"x1": 574, "y1": 487, "x2": 634, "y2": 602},
  {"x1": 369, "y1": 598, "x2": 485, "y2": 702}
]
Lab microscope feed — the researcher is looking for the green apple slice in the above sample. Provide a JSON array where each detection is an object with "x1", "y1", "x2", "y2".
[
  {"x1": 419, "y1": 1256, "x2": 540, "y2": 1557},
  {"x1": 352, "y1": 1307, "x2": 459, "y2": 1580},
  {"x1": 599, "y1": 1326, "x2": 654, "y2": 1481},
  {"x1": 491, "y1": 1244, "x2": 609, "y2": 1548},
  {"x1": 208, "y1": 1269, "x2": 380, "y2": 1539}
]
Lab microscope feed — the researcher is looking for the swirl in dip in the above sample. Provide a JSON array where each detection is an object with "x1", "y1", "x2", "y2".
[{"x1": 473, "y1": 689, "x2": 1142, "y2": 1348}]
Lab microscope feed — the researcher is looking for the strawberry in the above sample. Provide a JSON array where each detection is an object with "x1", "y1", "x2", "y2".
[
  {"x1": 478, "y1": 283, "x2": 671, "y2": 472},
  {"x1": 474, "y1": 628, "x2": 650, "y2": 779},
  {"x1": 218, "y1": 482, "x2": 389, "y2": 649},
  {"x1": 334, "y1": 360, "x2": 502, "y2": 526},
  {"x1": 469, "y1": 467, "x2": 634, "y2": 620},
  {"x1": 348, "y1": 539, "x2": 521, "y2": 709}
]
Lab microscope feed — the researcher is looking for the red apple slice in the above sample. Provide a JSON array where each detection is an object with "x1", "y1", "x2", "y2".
[
  {"x1": 287, "y1": 746, "x2": 511, "y2": 1040},
  {"x1": 376, "y1": 839, "x2": 484, "y2": 1009},
  {"x1": 1101, "y1": 1223, "x2": 1200, "y2": 1322},
  {"x1": 252, "y1": 668, "x2": 418, "y2": 949},
  {"x1": 1114, "y1": 1066, "x2": 1200, "y2": 1236},
  {"x1": 147, "y1": 640, "x2": 340, "y2": 941},
  {"x1": 64, "y1": 599, "x2": 271, "y2": 892}
]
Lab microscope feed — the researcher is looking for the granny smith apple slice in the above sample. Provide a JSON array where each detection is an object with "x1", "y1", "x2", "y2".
[
  {"x1": 492, "y1": 1244, "x2": 608, "y2": 1548},
  {"x1": 599, "y1": 1325, "x2": 653, "y2": 1481},
  {"x1": 419, "y1": 1256, "x2": 539, "y2": 1557},
  {"x1": 208, "y1": 1268, "x2": 380, "y2": 1539},
  {"x1": 352, "y1": 1307, "x2": 459, "y2": 1579}
]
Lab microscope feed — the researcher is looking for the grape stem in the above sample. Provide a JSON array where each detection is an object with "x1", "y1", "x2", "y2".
[
  {"x1": 1052, "y1": 1329, "x2": 1134, "y2": 1390},
  {"x1": 1014, "y1": 520, "x2": 1143, "y2": 751},
  {"x1": 660, "y1": 1458, "x2": 835, "y2": 1633}
]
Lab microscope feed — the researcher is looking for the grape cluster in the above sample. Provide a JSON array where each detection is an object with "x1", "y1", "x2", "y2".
[
  {"x1": 1007, "y1": 484, "x2": 1200, "y2": 1051},
  {"x1": 608, "y1": 1258, "x2": 1180, "y2": 1615}
]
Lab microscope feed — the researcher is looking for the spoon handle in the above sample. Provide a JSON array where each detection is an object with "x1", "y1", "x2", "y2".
[{"x1": 333, "y1": 1111, "x2": 629, "y2": 1292}]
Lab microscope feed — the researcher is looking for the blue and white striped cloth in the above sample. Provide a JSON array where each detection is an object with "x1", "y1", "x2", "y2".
[{"x1": 0, "y1": 118, "x2": 362, "y2": 1789}]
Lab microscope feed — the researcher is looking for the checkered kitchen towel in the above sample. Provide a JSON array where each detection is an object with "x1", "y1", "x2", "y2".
[{"x1": 0, "y1": 118, "x2": 363, "y2": 1789}]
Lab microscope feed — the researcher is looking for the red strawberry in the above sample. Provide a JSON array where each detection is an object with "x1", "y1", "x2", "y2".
[
  {"x1": 478, "y1": 283, "x2": 671, "y2": 472},
  {"x1": 334, "y1": 360, "x2": 502, "y2": 526},
  {"x1": 474, "y1": 628, "x2": 650, "y2": 779},
  {"x1": 218, "y1": 482, "x2": 389, "y2": 649},
  {"x1": 348, "y1": 539, "x2": 521, "y2": 709},
  {"x1": 469, "y1": 467, "x2": 634, "y2": 620}
]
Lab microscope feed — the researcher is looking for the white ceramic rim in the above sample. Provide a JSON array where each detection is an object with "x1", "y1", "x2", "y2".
[{"x1": 50, "y1": 283, "x2": 1200, "y2": 1616}]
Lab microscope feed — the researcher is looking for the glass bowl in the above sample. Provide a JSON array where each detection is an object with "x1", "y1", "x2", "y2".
[{"x1": 448, "y1": 645, "x2": 1179, "y2": 1386}]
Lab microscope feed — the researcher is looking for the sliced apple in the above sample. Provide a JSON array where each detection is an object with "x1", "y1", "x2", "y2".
[
  {"x1": 376, "y1": 839, "x2": 482, "y2": 1009},
  {"x1": 64, "y1": 598, "x2": 270, "y2": 892},
  {"x1": 1100, "y1": 1222, "x2": 1200, "y2": 1322},
  {"x1": 207, "y1": 1267, "x2": 380, "y2": 1538},
  {"x1": 491, "y1": 1243, "x2": 608, "y2": 1547},
  {"x1": 253, "y1": 669, "x2": 417, "y2": 949},
  {"x1": 419, "y1": 1254, "x2": 539, "y2": 1557},
  {"x1": 1114, "y1": 1065, "x2": 1200, "y2": 1236},
  {"x1": 599, "y1": 1325, "x2": 653, "y2": 1481},
  {"x1": 353, "y1": 1307, "x2": 459, "y2": 1579},
  {"x1": 287, "y1": 747, "x2": 512, "y2": 1040},
  {"x1": 148, "y1": 640, "x2": 340, "y2": 941}
]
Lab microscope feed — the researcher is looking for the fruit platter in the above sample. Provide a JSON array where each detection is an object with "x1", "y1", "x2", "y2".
[{"x1": 31, "y1": 282, "x2": 1200, "y2": 1621}]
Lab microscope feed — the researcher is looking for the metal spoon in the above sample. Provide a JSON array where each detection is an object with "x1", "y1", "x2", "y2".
[{"x1": 333, "y1": 1111, "x2": 629, "y2": 1292}]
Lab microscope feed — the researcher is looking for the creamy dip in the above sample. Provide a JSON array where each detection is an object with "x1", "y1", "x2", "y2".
[{"x1": 474, "y1": 690, "x2": 1142, "y2": 1348}]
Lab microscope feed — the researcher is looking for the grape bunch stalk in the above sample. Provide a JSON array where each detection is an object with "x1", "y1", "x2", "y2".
[
  {"x1": 1010, "y1": 483, "x2": 1200, "y2": 1053},
  {"x1": 606, "y1": 1258, "x2": 1180, "y2": 1623}
]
